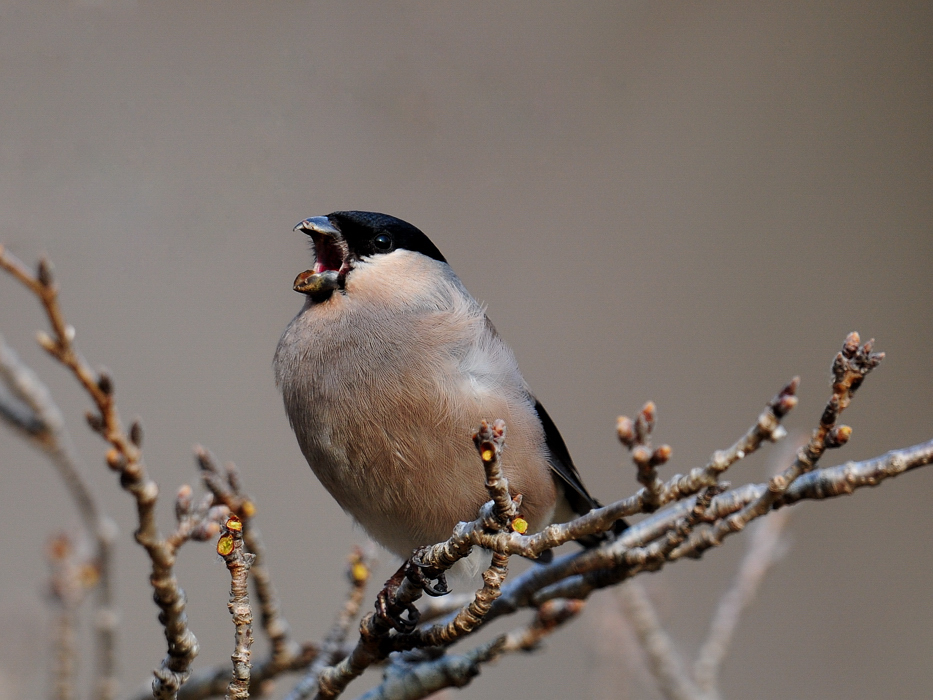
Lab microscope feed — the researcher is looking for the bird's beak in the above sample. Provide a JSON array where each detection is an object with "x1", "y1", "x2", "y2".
[{"x1": 293, "y1": 217, "x2": 350, "y2": 301}]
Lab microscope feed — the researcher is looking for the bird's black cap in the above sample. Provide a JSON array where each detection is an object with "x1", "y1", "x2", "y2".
[{"x1": 328, "y1": 211, "x2": 447, "y2": 264}]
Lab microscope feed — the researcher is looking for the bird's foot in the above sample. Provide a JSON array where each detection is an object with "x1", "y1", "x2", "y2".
[
  {"x1": 374, "y1": 554, "x2": 450, "y2": 634},
  {"x1": 408, "y1": 552, "x2": 449, "y2": 597},
  {"x1": 375, "y1": 566, "x2": 421, "y2": 633}
]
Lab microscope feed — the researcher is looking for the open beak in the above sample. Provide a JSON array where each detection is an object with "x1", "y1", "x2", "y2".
[{"x1": 293, "y1": 217, "x2": 349, "y2": 301}]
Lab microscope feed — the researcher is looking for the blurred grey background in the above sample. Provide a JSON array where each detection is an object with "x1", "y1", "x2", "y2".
[{"x1": 1, "y1": 1, "x2": 931, "y2": 699}]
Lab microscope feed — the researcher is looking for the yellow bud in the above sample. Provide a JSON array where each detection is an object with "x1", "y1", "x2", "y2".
[
  {"x1": 511, "y1": 517, "x2": 528, "y2": 534},
  {"x1": 481, "y1": 448, "x2": 494, "y2": 462},
  {"x1": 351, "y1": 562, "x2": 369, "y2": 583},
  {"x1": 226, "y1": 515, "x2": 243, "y2": 531},
  {"x1": 241, "y1": 501, "x2": 256, "y2": 518},
  {"x1": 217, "y1": 534, "x2": 235, "y2": 556}
]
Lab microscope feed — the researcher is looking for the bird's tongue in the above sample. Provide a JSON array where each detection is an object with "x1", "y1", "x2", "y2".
[{"x1": 312, "y1": 235, "x2": 345, "y2": 274}]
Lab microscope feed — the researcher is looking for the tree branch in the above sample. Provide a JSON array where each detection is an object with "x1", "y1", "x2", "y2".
[
  {"x1": 1, "y1": 246, "x2": 198, "y2": 699},
  {"x1": 217, "y1": 515, "x2": 257, "y2": 700},
  {"x1": 0, "y1": 332, "x2": 119, "y2": 700}
]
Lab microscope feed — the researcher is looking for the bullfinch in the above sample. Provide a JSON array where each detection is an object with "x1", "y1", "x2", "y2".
[{"x1": 274, "y1": 211, "x2": 606, "y2": 559}]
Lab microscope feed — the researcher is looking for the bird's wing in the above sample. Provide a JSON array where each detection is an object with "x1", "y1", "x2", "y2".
[
  {"x1": 481, "y1": 314, "x2": 600, "y2": 514},
  {"x1": 530, "y1": 396, "x2": 601, "y2": 515}
]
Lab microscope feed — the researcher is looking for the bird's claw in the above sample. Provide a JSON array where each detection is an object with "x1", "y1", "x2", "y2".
[
  {"x1": 409, "y1": 556, "x2": 449, "y2": 597},
  {"x1": 375, "y1": 567, "x2": 421, "y2": 633},
  {"x1": 374, "y1": 554, "x2": 450, "y2": 633}
]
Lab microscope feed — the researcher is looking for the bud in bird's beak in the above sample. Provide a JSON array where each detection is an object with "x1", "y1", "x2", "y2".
[
  {"x1": 293, "y1": 268, "x2": 340, "y2": 300},
  {"x1": 293, "y1": 216, "x2": 350, "y2": 301}
]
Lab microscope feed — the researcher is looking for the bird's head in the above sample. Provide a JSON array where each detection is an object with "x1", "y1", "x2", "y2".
[{"x1": 292, "y1": 211, "x2": 446, "y2": 302}]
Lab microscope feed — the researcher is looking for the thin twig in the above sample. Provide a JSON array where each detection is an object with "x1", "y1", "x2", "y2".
[
  {"x1": 165, "y1": 645, "x2": 319, "y2": 700},
  {"x1": 356, "y1": 599, "x2": 585, "y2": 700},
  {"x1": 482, "y1": 435, "x2": 933, "y2": 629},
  {"x1": 157, "y1": 448, "x2": 313, "y2": 700},
  {"x1": 217, "y1": 515, "x2": 257, "y2": 700},
  {"x1": 48, "y1": 535, "x2": 89, "y2": 700},
  {"x1": 693, "y1": 507, "x2": 791, "y2": 695},
  {"x1": 196, "y1": 448, "x2": 304, "y2": 673},
  {"x1": 284, "y1": 549, "x2": 372, "y2": 700},
  {"x1": 617, "y1": 402, "x2": 671, "y2": 512},
  {"x1": 0, "y1": 246, "x2": 199, "y2": 699},
  {"x1": 670, "y1": 334, "x2": 882, "y2": 560},
  {"x1": 618, "y1": 581, "x2": 698, "y2": 700},
  {"x1": 0, "y1": 332, "x2": 119, "y2": 700}
]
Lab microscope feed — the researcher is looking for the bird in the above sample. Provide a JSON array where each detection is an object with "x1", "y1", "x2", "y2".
[{"x1": 273, "y1": 211, "x2": 607, "y2": 560}]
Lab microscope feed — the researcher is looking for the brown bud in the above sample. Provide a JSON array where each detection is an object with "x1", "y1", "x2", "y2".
[
  {"x1": 775, "y1": 394, "x2": 798, "y2": 417},
  {"x1": 96, "y1": 371, "x2": 113, "y2": 396},
  {"x1": 78, "y1": 563, "x2": 100, "y2": 589},
  {"x1": 48, "y1": 534, "x2": 71, "y2": 560},
  {"x1": 194, "y1": 445, "x2": 213, "y2": 472},
  {"x1": 192, "y1": 521, "x2": 221, "y2": 542},
  {"x1": 640, "y1": 401, "x2": 657, "y2": 425},
  {"x1": 616, "y1": 416, "x2": 635, "y2": 446},
  {"x1": 631, "y1": 445, "x2": 652, "y2": 466},
  {"x1": 36, "y1": 259, "x2": 53, "y2": 287},
  {"x1": 842, "y1": 332, "x2": 861, "y2": 358},
  {"x1": 207, "y1": 504, "x2": 230, "y2": 522},
  {"x1": 825, "y1": 425, "x2": 852, "y2": 448},
  {"x1": 831, "y1": 352, "x2": 847, "y2": 382},
  {"x1": 105, "y1": 448, "x2": 126, "y2": 471},
  {"x1": 129, "y1": 420, "x2": 143, "y2": 448},
  {"x1": 652, "y1": 444, "x2": 672, "y2": 466},
  {"x1": 86, "y1": 411, "x2": 105, "y2": 433},
  {"x1": 175, "y1": 484, "x2": 194, "y2": 519},
  {"x1": 195, "y1": 492, "x2": 215, "y2": 515},
  {"x1": 225, "y1": 461, "x2": 242, "y2": 492}
]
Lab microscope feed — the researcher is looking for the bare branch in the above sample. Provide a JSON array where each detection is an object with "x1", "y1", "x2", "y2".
[
  {"x1": 354, "y1": 640, "x2": 504, "y2": 700},
  {"x1": 617, "y1": 402, "x2": 671, "y2": 512},
  {"x1": 671, "y1": 335, "x2": 883, "y2": 560},
  {"x1": 357, "y1": 599, "x2": 585, "y2": 700},
  {"x1": 47, "y1": 535, "x2": 90, "y2": 700},
  {"x1": 285, "y1": 549, "x2": 373, "y2": 700},
  {"x1": 195, "y1": 447, "x2": 303, "y2": 671},
  {"x1": 397, "y1": 552, "x2": 509, "y2": 650},
  {"x1": 661, "y1": 378, "x2": 798, "y2": 502},
  {"x1": 4, "y1": 247, "x2": 927, "y2": 700},
  {"x1": 483, "y1": 433, "x2": 932, "y2": 634},
  {"x1": 618, "y1": 581, "x2": 699, "y2": 700},
  {"x1": 134, "y1": 447, "x2": 320, "y2": 700},
  {"x1": 0, "y1": 332, "x2": 120, "y2": 700},
  {"x1": 166, "y1": 645, "x2": 319, "y2": 700},
  {"x1": 217, "y1": 515, "x2": 257, "y2": 700},
  {"x1": 1, "y1": 246, "x2": 199, "y2": 699},
  {"x1": 693, "y1": 508, "x2": 791, "y2": 695}
]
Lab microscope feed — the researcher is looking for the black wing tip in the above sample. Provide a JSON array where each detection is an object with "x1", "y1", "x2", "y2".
[{"x1": 533, "y1": 398, "x2": 600, "y2": 514}]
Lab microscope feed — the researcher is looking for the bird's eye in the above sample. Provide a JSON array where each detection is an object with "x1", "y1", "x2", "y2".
[{"x1": 373, "y1": 234, "x2": 393, "y2": 251}]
